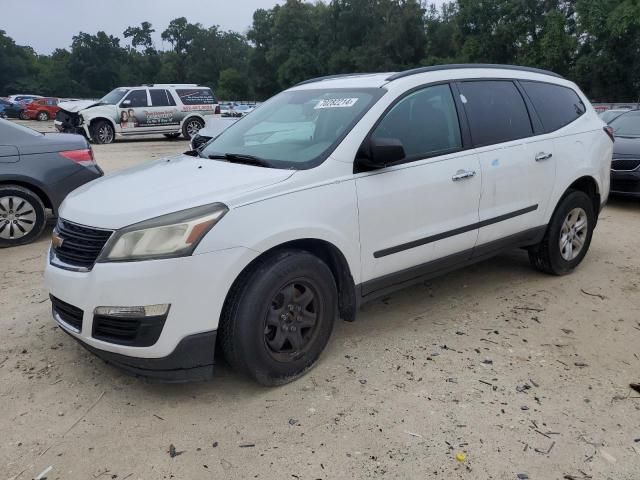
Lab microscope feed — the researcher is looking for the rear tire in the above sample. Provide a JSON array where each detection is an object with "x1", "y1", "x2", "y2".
[
  {"x1": 528, "y1": 190, "x2": 595, "y2": 275},
  {"x1": 91, "y1": 120, "x2": 115, "y2": 144},
  {"x1": 37, "y1": 111, "x2": 49, "y2": 121},
  {"x1": 0, "y1": 185, "x2": 47, "y2": 247},
  {"x1": 182, "y1": 117, "x2": 204, "y2": 140},
  {"x1": 19, "y1": 111, "x2": 29, "y2": 120},
  {"x1": 219, "y1": 250, "x2": 337, "y2": 386}
]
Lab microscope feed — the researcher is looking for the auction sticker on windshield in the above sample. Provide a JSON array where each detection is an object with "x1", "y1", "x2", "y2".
[{"x1": 315, "y1": 98, "x2": 359, "y2": 109}]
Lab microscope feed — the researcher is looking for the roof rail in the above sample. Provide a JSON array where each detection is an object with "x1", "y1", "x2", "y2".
[
  {"x1": 295, "y1": 73, "x2": 377, "y2": 86},
  {"x1": 385, "y1": 64, "x2": 563, "y2": 82},
  {"x1": 142, "y1": 83, "x2": 201, "y2": 87}
]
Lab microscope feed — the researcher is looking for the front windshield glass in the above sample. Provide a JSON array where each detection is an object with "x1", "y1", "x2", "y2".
[
  {"x1": 201, "y1": 88, "x2": 383, "y2": 169},
  {"x1": 100, "y1": 88, "x2": 129, "y2": 105},
  {"x1": 610, "y1": 111, "x2": 640, "y2": 137}
]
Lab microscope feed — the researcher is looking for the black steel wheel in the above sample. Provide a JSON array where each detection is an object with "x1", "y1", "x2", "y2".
[{"x1": 219, "y1": 250, "x2": 337, "y2": 385}]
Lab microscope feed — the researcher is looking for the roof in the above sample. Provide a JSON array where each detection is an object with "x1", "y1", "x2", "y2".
[{"x1": 293, "y1": 64, "x2": 563, "y2": 90}]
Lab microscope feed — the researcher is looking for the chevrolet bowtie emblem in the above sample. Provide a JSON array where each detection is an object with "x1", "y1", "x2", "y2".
[{"x1": 51, "y1": 232, "x2": 64, "y2": 248}]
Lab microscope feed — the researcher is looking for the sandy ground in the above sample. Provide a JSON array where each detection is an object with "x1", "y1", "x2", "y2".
[{"x1": 1, "y1": 120, "x2": 639, "y2": 480}]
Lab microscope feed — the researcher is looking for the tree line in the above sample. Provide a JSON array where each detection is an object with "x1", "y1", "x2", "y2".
[{"x1": 1, "y1": 0, "x2": 639, "y2": 102}]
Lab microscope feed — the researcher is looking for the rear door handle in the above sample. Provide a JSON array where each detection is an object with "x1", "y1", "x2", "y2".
[
  {"x1": 535, "y1": 152, "x2": 553, "y2": 162},
  {"x1": 452, "y1": 169, "x2": 476, "y2": 181}
]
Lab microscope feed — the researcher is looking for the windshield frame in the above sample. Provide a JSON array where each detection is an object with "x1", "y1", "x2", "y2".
[
  {"x1": 200, "y1": 87, "x2": 387, "y2": 170},
  {"x1": 610, "y1": 110, "x2": 640, "y2": 137}
]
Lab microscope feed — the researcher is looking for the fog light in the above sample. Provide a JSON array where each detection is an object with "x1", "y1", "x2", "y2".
[{"x1": 93, "y1": 304, "x2": 170, "y2": 318}]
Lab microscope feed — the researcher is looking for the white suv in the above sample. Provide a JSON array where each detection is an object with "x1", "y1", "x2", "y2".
[
  {"x1": 45, "y1": 65, "x2": 613, "y2": 384},
  {"x1": 55, "y1": 84, "x2": 218, "y2": 144}
]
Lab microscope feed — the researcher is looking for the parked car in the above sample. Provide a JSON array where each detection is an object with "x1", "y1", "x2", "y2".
[
  {"x1": 0, "y1": 98, "x2": 27, "y2": 119},
  {"x1": 44, "y1": 64, "x2": 612, "y2": 384},
  {"x1": 8, "y1": 94, "x2": 43, "y2": 103},
  {"x1": 24, "y1": 97, "x2": 61, "y2": 121},
  {"x1": 55, "y1": 84, "x2": 218, "y2": 144},
  {"x1": 599, "y1": 108, "x2": 631, "y2": 124},
  {"x1": 608, "y1": 109, "x2": 640, "y2": 197},
  {"x1": 190, "y1": 116, "x2": 239, "y2": 150},
  {"x1": 233, "y1": 104, "x2": 255, "y2": 116},
  {"x1": 0, "y1": 119, "x2": 103, "y2": 247},
  {"x1": 219, "y1": 102, "x2": 240, "y2": 117}
]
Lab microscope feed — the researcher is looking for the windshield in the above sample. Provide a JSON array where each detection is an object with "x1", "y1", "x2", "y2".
[
  {"x1": 100, "y1": 88, "x2": 129, "y2": 105},
  {"x1": 610, "y1": 111, "x2": 640, "y2": 137},
  {"x1": 0, "y1": 118, "x2": 43, "y2": 141},
  {"x1": 201, "y1": 88, "x2": 383, "y2": 169}
]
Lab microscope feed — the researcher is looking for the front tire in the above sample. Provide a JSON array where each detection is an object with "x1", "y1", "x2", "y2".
[
  {"x1": 219, "y1": 250, "x2": 337, "y2": 386},
  {"x1": 91, "y1": 120, "x2": 115, "y2": 144},
  {"x1": 528, "y1": 190, "x2": 595, "y2": 275},
  {"x1": 37, "y1": 111, "x2": 49, "y2": 121},
  {"x1": 19, "y1": 111, "x2": 29, "y2": 120},
  {"x1": 0, "y1": 185, "x2": 46, "y2": 247},
  {"x1": 182, "y1": 117, "x2": 204, "y2": 140},
  {"x1": 163, "y1": 133, "x2": 181, "y2": 139}
]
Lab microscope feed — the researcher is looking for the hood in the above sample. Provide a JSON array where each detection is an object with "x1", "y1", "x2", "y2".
[
  {"x1": 613, "y1": 136, "x2": 640, "y2": 157},
  {"x1": 58, "y1": 99, "x2": 101, "y2": 113},
  {"x1": 60, "y1": 154, "x2": 295, "y2": 229}
]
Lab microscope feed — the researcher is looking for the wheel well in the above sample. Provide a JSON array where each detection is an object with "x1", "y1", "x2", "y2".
[
  {"x1": 567, "y1": 176, "x2": 600, "y2": 220},
  {"x1": 224, "y1": 239, "x2": 358, "y2": 323},
  {"x1": 89, "y1": 117, "x2": 115, "y2": 131},
  {"x1": 0, "y1": 180, "x2": 53, "y2": 211}
]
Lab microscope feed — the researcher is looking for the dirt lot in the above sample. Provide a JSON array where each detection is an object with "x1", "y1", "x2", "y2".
[{"x1": 2, "y1": 120, "x2": 639, "y2": 480}]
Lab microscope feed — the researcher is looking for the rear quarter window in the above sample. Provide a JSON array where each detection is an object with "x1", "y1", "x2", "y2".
[
  {"x1": 520, "y1": 81, "x2": 586, "y2": 133},
  {"x1": 458, "y1": 80, "x2": 533, "y2": 147},
  {"x1": 176, "y1": 89, "x2": 216, "y2": 106}
]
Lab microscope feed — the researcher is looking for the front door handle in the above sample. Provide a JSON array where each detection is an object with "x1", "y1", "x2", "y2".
[
  {"x1": 535, "y1": 152, "x2": 553, "y2": 162},
  {"x1": 452, "y1": 169, "x2": 476, "y2": 181}
]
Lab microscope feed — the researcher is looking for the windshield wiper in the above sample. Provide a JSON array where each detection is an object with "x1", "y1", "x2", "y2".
[{"x1": 207, "y1": 153, "x2": 273, "y2": 168}]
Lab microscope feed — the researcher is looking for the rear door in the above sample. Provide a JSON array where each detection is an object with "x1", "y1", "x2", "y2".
[
  {"x1": 456, "y1": 80, "x2": 554, "y2": 251},
  {"x1": 356, "y1": 83, "x2": 482, "y2": 294},
  {"x1": 147, "y1": 89, "x2": 181, "y2": 132}
]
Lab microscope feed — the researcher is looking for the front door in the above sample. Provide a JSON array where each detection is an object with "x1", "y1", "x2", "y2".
[
  {"x1": 118, "y1": 89, "x2": 150, "y2": 134},
  {"x1": 355, "y1": 83, "x2": 482, "y2": 295}
]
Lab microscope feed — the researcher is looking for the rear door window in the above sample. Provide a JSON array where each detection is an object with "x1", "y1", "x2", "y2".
[
  {"x1": 150, "y1": 89, "x2": 175, "y2": 107},
  {"x1": 520, "y1": 81, "x2": 586, "y2": 133},
  {"x1": 458, "y1": 80, "x2": 533, "y2": 147},
  {"x1": 371, "y1": 84, "x2": 462, "y2": 159}
]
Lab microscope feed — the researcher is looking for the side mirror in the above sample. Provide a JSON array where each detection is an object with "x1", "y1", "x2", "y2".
[
  {"x1": 356, "y1": 137, "x2": 406, "y2": 171},
  {"x1": 121, "y1": 99, "x2": 131, "y2": 107}
]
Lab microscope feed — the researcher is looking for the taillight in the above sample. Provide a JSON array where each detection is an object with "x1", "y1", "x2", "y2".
[
  {"x1": 603, "y1": 126, "x2": 615, "y2": 142},
  {"x1": 215, "y1": 105, "x2": 221, "y2": 115},
  {"x1": 59, "y1": 148, "x2": 96, "y2": 167}
]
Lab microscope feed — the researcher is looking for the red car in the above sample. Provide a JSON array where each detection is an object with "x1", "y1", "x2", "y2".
[{"x1": 24, "y1": 97, "x2": 60, "y2": 121}]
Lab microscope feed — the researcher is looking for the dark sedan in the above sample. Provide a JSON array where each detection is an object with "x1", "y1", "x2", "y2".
[
  {"x1": 609, "y1": 110, "x2": 640, "y2": 198},
  {"x1": 0, "y1": 119, "x2": 103, "y2": 246},
  {"x1": 0, "y1": 98, "x2": 27, "y2": 119}
]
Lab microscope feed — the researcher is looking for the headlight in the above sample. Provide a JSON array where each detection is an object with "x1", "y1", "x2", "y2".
[{"x1": 99, "y1": 203, "x2": 228, "y2": 262}]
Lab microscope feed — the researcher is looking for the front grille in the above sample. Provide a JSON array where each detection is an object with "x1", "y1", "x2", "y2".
[
  {"x1": 51, "y1": 295, "x2": 84, "y2": 332},
  {"x1": 92, "y1": 314, "x2": 167, "y2": 347},
  {"x1": 611, "y1": 159, "x2": 640, "y2": 171},
  {"x1": 52, "y1": 219, "x2": 113, "y2": 270},
  {"x1": 192, "y1": 134, "x2": 211, "y2": 150}
]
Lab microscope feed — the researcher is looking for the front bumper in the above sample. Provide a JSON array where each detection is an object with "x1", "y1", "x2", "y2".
[
  {"x1": 610, "y1": 169, "x2": 640, "y2": 197},
  {"x1": 44, "y1": 246, "x2": 257, "y2": 380},
  {"x1": 62, "y1": 328, "x2": 217, "y2": 382}
]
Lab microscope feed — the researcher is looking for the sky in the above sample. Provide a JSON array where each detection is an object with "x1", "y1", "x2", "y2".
[{"x1": 2, "y1": 0, "x2": 287, "y2": 54}]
